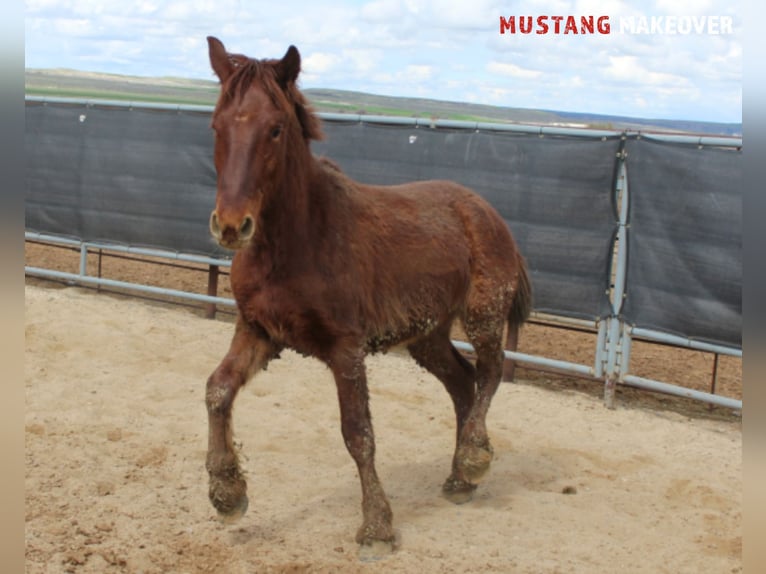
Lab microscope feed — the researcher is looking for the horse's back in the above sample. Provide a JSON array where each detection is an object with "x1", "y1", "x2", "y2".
[
  {"x1": 357, "y1": 177, "x2": 521, "y2": 277},
  {"x1": 335, "y1": 174, "x2": 522, "y2": 337},
  {"x1": 318, "y1": 156, "x2": 512, "y2": 251}
]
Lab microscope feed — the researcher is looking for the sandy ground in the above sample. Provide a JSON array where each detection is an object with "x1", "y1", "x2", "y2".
[{"x1": 25, "y1": 284, "x2": 742, "y2": 573}]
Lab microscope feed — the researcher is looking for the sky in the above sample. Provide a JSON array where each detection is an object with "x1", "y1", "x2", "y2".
[{"x1": 24, "y1": 0, "x2": 742, "y2": 123}]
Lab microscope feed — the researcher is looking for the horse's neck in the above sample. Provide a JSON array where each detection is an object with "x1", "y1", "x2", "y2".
[{"x1": 255, "y1": 152, "x2": 330, "y2": 259}]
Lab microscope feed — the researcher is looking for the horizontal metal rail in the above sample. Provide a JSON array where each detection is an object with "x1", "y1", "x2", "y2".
[
  {"x1": 25, "y1": 95, "x2": 214, "y2": 114},
  {"x1": 25, "y1": 233, "x2": 741, "y2": 410},
  {"x1": 630, "y1": 326, "x2": 741, "y2": 358},
  {"x1": 318, "y1": 112, "x2": 623, "y2": 139},
  {"x1": 451, "y1": 340, "x2": 595, "y2": 378},
  {"x1": 26, "y1": 231, "x2": 232, "y2": 267},
  {"x1": 622, "y1": 374, "x2": 742, "y2": 410},
  {"x1": 25, "y1": 266, "x2": 236, "y2": 307},
  {"x1": 638, "y1": 132, "x2": 743, "y2": 148},
  {"x1": 452, "y1": 339, "x2": 742, "y2": 411},
  {"x1": 25, "y1": 96, "x2": 742, "y2": 147}
]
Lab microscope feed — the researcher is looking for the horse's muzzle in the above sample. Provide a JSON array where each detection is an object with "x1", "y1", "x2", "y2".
[{"x1": 210, "y1": 210, "x2": 255, "y2": 249}]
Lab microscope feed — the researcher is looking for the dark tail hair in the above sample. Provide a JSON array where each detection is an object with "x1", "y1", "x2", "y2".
[
  {"x1": 509, "y1": 254, "x2": 532, "y2": 327},
  {"x1": 502, "y1": 254, "x2": 532, "y2": 382}
]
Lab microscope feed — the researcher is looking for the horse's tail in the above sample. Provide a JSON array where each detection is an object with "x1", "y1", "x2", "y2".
[
  {"x1": 503, "y1": 254, "x2": 532, "y2": 382},
  {"x1": 509, "y1": 253, "x2": 532, "y2": 328}
]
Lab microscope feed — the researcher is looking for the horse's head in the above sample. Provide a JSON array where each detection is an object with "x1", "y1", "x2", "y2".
[{"x1": 206, "y1": 36, "x2": 322, "y2": 250}]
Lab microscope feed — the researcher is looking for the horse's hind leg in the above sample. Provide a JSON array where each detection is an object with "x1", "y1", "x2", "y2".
[
  {"x1": 328, "y1": 347, "x2": 395, "y2": 554},
  {"x1": 456, "y1": 307, "x2": 508, "y2": 490},
  {"x1": 408, "y1": 328, "x2": 479, "y2": 503},
  {"x1": 206, "y1": 317, "x2": 278, "y2": 522}
]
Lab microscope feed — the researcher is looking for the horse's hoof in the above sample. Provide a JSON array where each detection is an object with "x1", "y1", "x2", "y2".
[
  {"x1": 215, "y1": 494, "x2": 249, "y2": 524},
  {"x1": 442, "y1": 477, "x2": 477, "y2": 505},
  {"x1": 357, "y1": 539, "x2": 395, "y2": 562},
  {"x1": 456, "y1": 443, "x2": 493, "y2": 483},
  {"x1": 209, "y1": 467, "x2": 249, "y2": 523}
]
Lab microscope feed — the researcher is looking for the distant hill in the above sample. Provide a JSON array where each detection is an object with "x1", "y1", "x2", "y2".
[
  {"x1": 25, "y1": 68, "x2": 741, "y2": 137},
  {"x1": 25, "y1": 68, "x2": 221, "y2": 107}
]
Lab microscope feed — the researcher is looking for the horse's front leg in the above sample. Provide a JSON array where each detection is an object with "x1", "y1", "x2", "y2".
[
  {"x1": 206, "y1": 317, "x2": 277, "y2": 522},
  {"x1": 329, "y1": 349, "x2": 395, "y2": 553}
]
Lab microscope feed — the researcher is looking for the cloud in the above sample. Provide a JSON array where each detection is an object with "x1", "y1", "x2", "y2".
[
  {"x1": 303, "y1": 52, "x2": 341, "y2": 75},
  {"x1": 403, "y1": 64, "x2": 433, "y2": 81},
  {"x1": 575, "y1": 0, "x2": 626, "y2": 15},
  {"x1": 52, "y1": 18, "x2": 92, "y2": 36},
  {"x1": 426, "y1": 0, "x2": 505, "y2": 30},
  {"x1": 26, "y1": 0, "x2": 60, "y2": 9},
  {"x1": 487, "y1": 61, "x2": 544, "y2": 79},
  {"x1": 23, "y1": 0, "x2": 742, "y2": 122},
  {"x1": 344, "y1": 48, "x2": 384, "y2": 75},
  {"x1": 605, "y1": 55, "x2": 691, "y2": 87},
  {"x1": 360, "y1": 0, "x2": 406, "y2": 22},
  {"x1": 364, "y1": 61, "x2": 434, "y2": 94},
  {"x1": 653, "y1": 0, "x2": 714, "y2": 15}
]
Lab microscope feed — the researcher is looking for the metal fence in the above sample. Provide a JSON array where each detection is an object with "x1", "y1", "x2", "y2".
[{"x1": 25, "y1": 96, "x2": 742, "y2": 410}]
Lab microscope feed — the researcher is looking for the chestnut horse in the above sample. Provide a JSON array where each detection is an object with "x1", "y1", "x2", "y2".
[{"x1": 203, "y1": 36, "x2": 532, "y2": 553}]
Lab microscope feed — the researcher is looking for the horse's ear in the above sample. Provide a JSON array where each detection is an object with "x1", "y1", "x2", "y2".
[
  {"x1": 276, "y1": 45, "x2": 301, "y2": 87},
  {"x1": 208, "y1": 36, "x2": 233, "y2": 82}
]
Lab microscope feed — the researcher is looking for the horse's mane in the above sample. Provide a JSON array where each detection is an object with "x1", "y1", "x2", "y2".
[{"x1": 219, "y1": 54, "x2": 323, "y2": 141}]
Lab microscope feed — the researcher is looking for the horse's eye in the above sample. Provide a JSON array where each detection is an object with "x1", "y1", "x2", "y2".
[{"x1": 271, "y1": 125, "x2": 283, "y2": 139}]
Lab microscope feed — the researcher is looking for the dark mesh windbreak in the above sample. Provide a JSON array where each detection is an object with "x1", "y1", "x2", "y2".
[
  {"x1": 622, "y1": 138, "x2": 742, "y2": 347},
  {"x1": 25, "y1": 101, "x2": 224, "y2": 256},
  {"x1": 29, "y1": 101, "x2": 741, "y2": 341}
]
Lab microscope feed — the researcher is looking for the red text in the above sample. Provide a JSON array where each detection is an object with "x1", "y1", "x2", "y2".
[{"x1": 500, "y1": 15, "x2": 611, "y2": 35}]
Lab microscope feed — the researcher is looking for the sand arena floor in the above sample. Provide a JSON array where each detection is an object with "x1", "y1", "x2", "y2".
[{"x1": 25, "y1": 284, "x2": 741, "y2": 573}]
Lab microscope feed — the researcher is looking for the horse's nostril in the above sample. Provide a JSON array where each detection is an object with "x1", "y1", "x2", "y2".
[
  {"x1": 240, "y1": 216, "x2": 255, "y2": 238},
  {"x1": 209, "y1": 211, "x2": 254, "y2": 247},
  {"x1": 209, "y1": 211, "x2": 221, "y2": 237}
]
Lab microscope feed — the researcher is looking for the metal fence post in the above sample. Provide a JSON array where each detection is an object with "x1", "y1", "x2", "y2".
[
  {"x1": 205, "y1": 264, "x2": 220, "y2": 319},
  {"x1": 604, "y1": 140, "x2": 630, "y2": 408}
]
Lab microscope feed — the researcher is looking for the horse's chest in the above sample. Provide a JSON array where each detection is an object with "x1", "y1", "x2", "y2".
[
  {"x1": 232, "y1": 277, "x2": 337, "y2": 358},
  {"x1": 234, "y1": 282, "x2": 290, "y2": 334}
]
